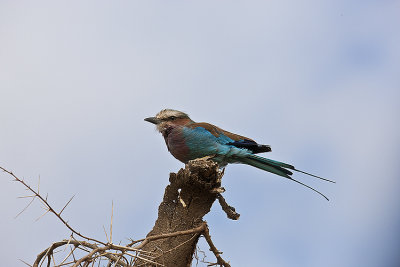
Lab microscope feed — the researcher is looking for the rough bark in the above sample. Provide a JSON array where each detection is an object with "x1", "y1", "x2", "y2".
[{"x1": 135, "y1": 159, "x2": 224, "y2": 267}]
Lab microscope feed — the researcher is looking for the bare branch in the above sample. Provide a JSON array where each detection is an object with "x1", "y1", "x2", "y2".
[
  {"x1": 203, "y1": 225, "x2": 231, "y2": 267},
  {"x1": 129, "y1": 222, "x2": 207, "y2": 248},
  {"x1": 0, "y1": 166, "x2": 106, "y2": 246},
  {"x1": 71, "y1": 246, "x2": 105, "y2": 267},
  {"x1": 3, "y1": 160, "x2": 235, "y2": 266},
  {"x1": 217, "y1": 193, "x2": 240, "y2": 220}
]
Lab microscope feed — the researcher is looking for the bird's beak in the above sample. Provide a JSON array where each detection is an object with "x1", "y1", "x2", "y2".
[{"x1": 144, "y1": 117, "x2": 161, "y2": 124}]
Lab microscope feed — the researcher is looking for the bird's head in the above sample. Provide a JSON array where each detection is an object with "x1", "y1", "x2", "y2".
[{"x1": 145, "y1": 109, "x2": 192, "y2": 133}]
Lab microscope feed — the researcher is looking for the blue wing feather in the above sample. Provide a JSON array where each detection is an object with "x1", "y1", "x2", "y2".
[{"x1": 182, "y1": 126, "x2": 252, "y2": 164}]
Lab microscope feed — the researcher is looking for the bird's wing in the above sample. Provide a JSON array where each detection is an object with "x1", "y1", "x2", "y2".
[
  {"x1": 188, "y1": 122, "x2": 271, "y2": 154},
  {"x1": 188, "y1": 122, "x2": 249, "y2": 140},
  {"x1": 227, "y1": 139, "x2": 271, "y2": 153}
]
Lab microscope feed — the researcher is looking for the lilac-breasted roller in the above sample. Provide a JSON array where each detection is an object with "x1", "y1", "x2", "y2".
[{"x1": 145, "y1": 109, "x2": 334, "y2": 200}]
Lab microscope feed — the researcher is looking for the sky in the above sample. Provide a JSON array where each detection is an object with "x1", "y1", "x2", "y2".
[{"x1": 1, "y1": 0, "x2": 399, "y2": 266}]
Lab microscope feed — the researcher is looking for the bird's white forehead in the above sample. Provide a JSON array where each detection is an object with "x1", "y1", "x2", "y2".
[{"x1": 156, "y1": 109, "x2": 189, "y2": 119}]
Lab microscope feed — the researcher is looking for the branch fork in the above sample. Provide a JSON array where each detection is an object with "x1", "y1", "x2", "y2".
[{"x1": 2, "y1": 159, "x2": 237, "y2": 266}]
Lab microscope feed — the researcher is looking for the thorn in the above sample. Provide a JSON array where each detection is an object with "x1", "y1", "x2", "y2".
[
  {"x1": 110, "y1": 200, "x2": 114, "y2": 244},
  {"x1": 35, "y1": 209, "x2": 50, "y2": 221},
  {"x1": 18, "y1": 259, "x2": 32, "y2": 267},
  {"x1": 14, "y1": 197, "x2": 36, "y2": 219},
  {"x1": 59, "y1": 195, "x2": 75, "y2": 215},
  {"x1": 37, "y1": 175, "x2": 40, "y2": 194},
  {"x1": 103, "y1": 225, "x2": 110, "y2": 243}
]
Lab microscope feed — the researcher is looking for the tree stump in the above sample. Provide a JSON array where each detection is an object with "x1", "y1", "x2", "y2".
[{"x1": 136, "y1": 159, "x2": 224, "y2": 266}]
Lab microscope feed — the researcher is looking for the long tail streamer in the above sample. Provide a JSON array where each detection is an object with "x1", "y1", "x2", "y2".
[{"x1": 239, "y1": 154, "x2": 335, "y2": 201}]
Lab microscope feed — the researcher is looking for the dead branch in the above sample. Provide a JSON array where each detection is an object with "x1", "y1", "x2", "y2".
[
  {"x1": 2, "y1": 159, "x2": 236, "y2": 266},
  {"x1": 203, "y1": 225, "x2": 231, "y2": 267},
  {"x1": 217, "y1": 193, "x2": 240, "y2": 220},
  {"x1": 0, "y1": 166, "x2": 105, "y2": 245}
]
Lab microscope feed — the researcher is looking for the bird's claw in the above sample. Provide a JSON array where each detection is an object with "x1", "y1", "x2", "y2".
[{"x1": 197, "y1": 155, "x2": 216, "y2": 161}]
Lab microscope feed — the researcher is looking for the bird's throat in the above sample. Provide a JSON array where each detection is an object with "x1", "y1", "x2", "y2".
[{"x1": 162, "y1": 126, "x2": 173, "y2": 139}]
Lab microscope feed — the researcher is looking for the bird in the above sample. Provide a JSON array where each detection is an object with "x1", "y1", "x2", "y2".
[{"x1": 145, "y1": 109, "x2": 334, "y2": 200}]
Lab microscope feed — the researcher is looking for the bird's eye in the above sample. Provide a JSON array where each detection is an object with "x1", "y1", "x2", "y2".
[{"x1": 170, "y1": 116, "x2": 177, "y2": 120}]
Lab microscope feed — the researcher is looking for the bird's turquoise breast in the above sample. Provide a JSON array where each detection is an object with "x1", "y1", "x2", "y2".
[
  {"x1": 166, "y1": 126, "x2": 219, "y2": 162},
  {"x1": 182, "y1": 126, "x2": 221, "y2": 159}
]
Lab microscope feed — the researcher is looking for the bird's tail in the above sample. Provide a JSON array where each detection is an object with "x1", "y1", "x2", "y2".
[{"x1": 238, "y1": 154, "x2": 335, "y2": 200}]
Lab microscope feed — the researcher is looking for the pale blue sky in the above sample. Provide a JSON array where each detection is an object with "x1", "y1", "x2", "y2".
[{"x1": 1, "y1": 1, "x2": 399, "y2": 266}]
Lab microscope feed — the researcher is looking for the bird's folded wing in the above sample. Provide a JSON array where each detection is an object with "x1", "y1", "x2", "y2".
[{"x1": 187, "y1": 122, "x2": 271, "y2": 153}]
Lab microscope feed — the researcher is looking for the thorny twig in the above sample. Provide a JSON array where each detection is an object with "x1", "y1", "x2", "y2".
[
  {"x1": 2, "y1": 166, "x2": 232, "y2": 266},
  {"x1": 32, "y1": 224, "x2": 230, "y2": 267},
  {"x1": 0, "y1": 166, "x2": 105, "y2": 245}
]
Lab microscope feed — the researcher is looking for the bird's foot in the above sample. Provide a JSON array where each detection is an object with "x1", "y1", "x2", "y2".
[{"x1": 197, "y1": 155, "x2": 216, "y2": 161}]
